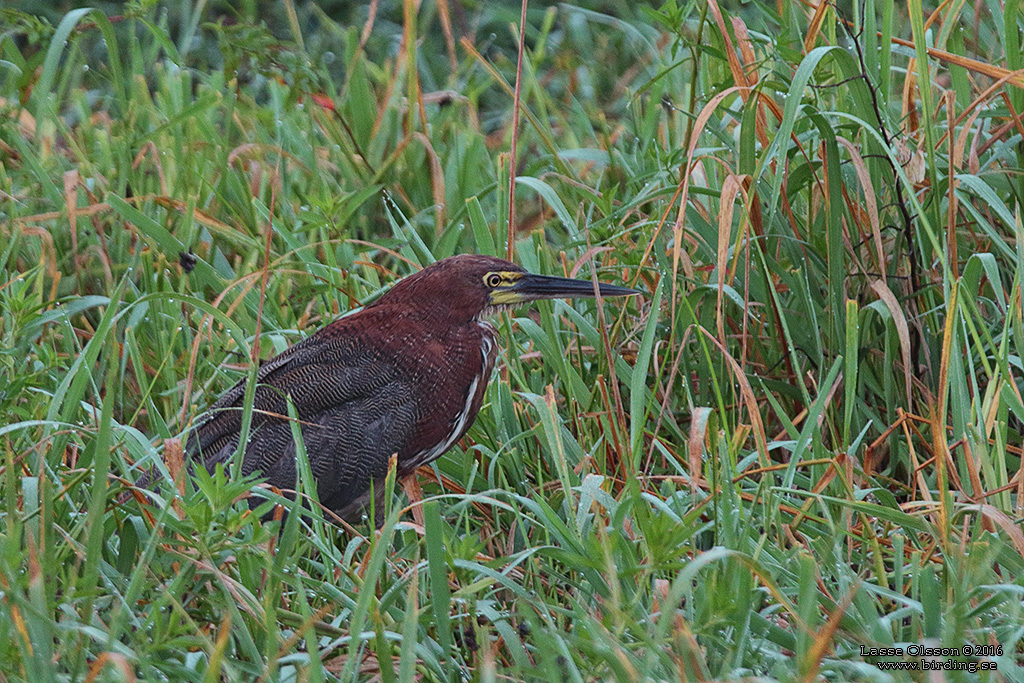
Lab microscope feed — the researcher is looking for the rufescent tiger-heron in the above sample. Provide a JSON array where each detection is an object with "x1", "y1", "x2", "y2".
[{"x1": 137, "y1": 254, "x2": 638, "y2": 526}]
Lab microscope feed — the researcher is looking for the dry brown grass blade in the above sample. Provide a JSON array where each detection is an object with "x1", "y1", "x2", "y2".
[
  {"x1": 412, "y1": 132, "x2": 447, "y2": 237},
  {"x1": 935, "y1": 283, "x2": 957, "y2": 435},
  {"x1": 922, "y1": 0, "x2": 956, "y2": 38},
  {"x1": 715, "y1": 173, "x2": 746, "y2": 346},
  {"x1": 567, "y1": 246, "x2": 613, "y2": 278},
  {"x1": 792, "y1": 452, "x2": 848, "y2": 530},
  {"x1": 644, "y1": 474, "x2": 819, "y2": 520},
  {"x1": 84, "y1": 652, "x2": 136, "y2": 683},
  {"x1": 131, "y1": 141, "x2": 168, "y2": 194},
  {"x1": 937, "y1": 68, "x2": 1024, "y2": 157},
  {"x1": 631, "y1": 175, "x2": 685, "y2": 291},
  {"x1": 435, "y1": 0, "x2": 459, "y2": 73},
  {"x1": 732, "y1": 18, "x2": 756, "y2": 79},
  {"x1": 670, "y1": 85, "x2": 749, "y2": 317},
  {"x1": 891, "y1": 36, "x2": 1024, "y2": 88},
  {"x1": 901, "y1": 59, "x2": 919, "y2": 135},
  {"x1": 952, "y1": 100, "x2": 984, "y2": 169},
  {"x1": 800, "y1": 581, "x2": 857, "y2": 683},
  {"x1": 227, "y1": 143, "x2": 309, "y2": 174},
  {"x1": 160, "y1": 439, "x2": 187, "y2": 519},
  {"x1": 803, "y1": 0, "x2": 830, "y2": 54},
  {"x1": 208, "y1": 613, "x2": 233, "y2": 675},
  {"x1": 799, "y1": 0, "x2": 1024, "y2": 88},
  {"x1": 944, "y1": 90, "x2": 960, "y2": 277},
  {"x1": 1000, "y1": 91, "x2": 1024, "y2": 147},
  {"x1": 733, "y1": 458, "x2": 834, "y2": 484},
  {"x1": 14, "y1": 203, "x2": 107, "y2": 225},
  {"x1": 931, "y1": 282, "x2": 960, "y2": 536},
  {"x1": 705, "y1": 0, "x2": 749, "y2": 88},
  {"x1": 700, "y1": 327, "x2": 769, "y2": 467},
  {"x1": 899, "y1": 408, "x2": 933, "y2": 504},
  {"x1": 958, "y1": 504, "x2": 1024, "y2": 559},
  {"x1": 401, "y1": 475, "x2": 427, "y2": 527},
  {"x1": 715, "y1": 9, "x2": 788, "y2": 155},
  {"x1": 869, "y1": 279, "x2": 913, "y2": 405},
  {"x1": 414, "y1": 464, "x2": 496, "y2": 520},
  {"x1": 358, "y1": 0, "x2": 378, "y2": 52},
  {"x1": 688, "y1": 408, "x2": 712, "y2": 495},
  {"x1": 15, "y1": 195, "x2": 245, "y2": 250},
  {"x1": 837, "y1": 138, "x2": 885, "y2": 281},
  {"x1": 863, "y1": 418, "x2": 893, "y2": 477}
]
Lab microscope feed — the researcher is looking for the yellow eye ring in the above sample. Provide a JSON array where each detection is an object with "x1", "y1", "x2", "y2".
[{"x1": 485, "y1": 273, "x2": 502, "y2": 288}]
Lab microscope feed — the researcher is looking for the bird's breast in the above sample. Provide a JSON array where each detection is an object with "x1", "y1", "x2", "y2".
[{"x1": 397, "y1": 320, "x2": 498, "y2": 472}]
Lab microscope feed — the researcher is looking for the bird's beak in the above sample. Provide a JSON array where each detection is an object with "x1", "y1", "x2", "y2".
[{"x1": 494, "y1": 272, "x2": 640, "y2": 305}]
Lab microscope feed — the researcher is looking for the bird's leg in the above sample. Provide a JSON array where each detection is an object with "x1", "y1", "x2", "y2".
[{"x1": 401, "y1": 475, "x2": 426, "y2": 527}]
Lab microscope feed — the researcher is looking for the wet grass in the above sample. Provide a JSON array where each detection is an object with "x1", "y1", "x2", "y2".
[{"x1": 0, "y1": 0, "x2": 1023, "y2": 680}]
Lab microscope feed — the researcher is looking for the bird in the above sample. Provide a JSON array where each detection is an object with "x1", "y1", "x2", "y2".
[{"x1": 143, "y1": 254, "x2": 638, "y2": 526}]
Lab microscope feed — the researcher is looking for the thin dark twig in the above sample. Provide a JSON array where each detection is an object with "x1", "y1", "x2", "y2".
[
  {"x1": 833, "y1": 0, "x2": 922, "y2": 375},
  {"x1": 808, "y1": 75, "x2": 868, "y2": 89}
]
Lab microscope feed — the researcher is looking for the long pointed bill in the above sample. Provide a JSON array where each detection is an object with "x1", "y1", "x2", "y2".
[{"x1": 506, "y1": 273, "x2": 639, "y2": 303}]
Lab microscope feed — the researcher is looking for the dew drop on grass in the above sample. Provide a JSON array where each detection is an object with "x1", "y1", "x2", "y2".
[
  {"x1": 323, "y1": 51, "x2": 335, "y2": 64},
  {"x1": 82, "y1": 64, "x2": 89, "y2": 72}
]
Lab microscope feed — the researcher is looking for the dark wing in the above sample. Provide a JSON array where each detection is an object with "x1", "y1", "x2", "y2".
[{"x1": 187, "y1": 330, "x2": 419, "y2": 520}]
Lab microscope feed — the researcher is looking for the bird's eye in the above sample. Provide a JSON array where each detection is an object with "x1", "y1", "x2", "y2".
[{"x1": 485, "y1": 273, "x2": 503, "y2": 288}]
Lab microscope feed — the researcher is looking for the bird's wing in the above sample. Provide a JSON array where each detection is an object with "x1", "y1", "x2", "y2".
[
  {"x1": 186, "y1": 330, "x2": 419, "y2": 514},
  {"x1": 185, "y1": 332, "x2": 322, "y2": 465}
]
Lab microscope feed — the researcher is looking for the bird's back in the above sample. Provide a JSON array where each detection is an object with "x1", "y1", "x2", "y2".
[{"x1": 186, "y1": 303, "x2": 496, "y2": 524}]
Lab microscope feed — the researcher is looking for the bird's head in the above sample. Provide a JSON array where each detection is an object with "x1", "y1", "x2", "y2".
[{"x1": 374, "y1": 254, "x2": 639, "y2": 323}]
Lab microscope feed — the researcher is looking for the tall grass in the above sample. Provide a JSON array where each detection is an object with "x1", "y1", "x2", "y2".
[{"x1": 0, "y1": 0, "x2": 1022, "y2": 680}]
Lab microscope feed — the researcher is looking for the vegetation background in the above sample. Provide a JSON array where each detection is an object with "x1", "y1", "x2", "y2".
[{"x1": 1, "y1": 0, "x2": 1023, "y2": 680}]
